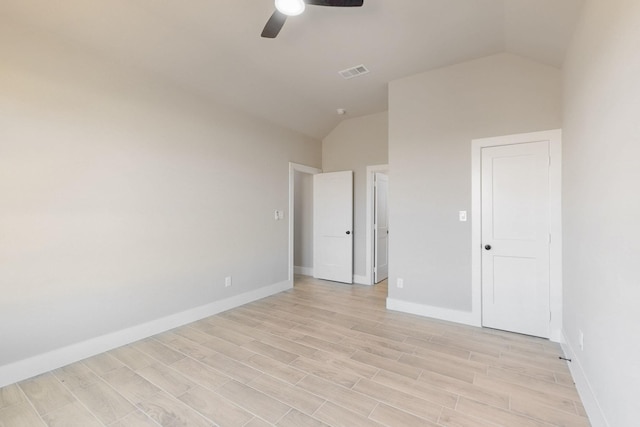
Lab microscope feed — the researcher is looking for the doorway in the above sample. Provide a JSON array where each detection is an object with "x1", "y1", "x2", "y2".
[
  {"x1": 374, "y1": 172, "x2": 389, "y2": 283},
  {"x1": 293, "y1": 170, "x2": 314, "y2": 277},
  {"x1": 365, "y1": 165, "x2": 389, "y2": 286},
  {"x1": 288, "y1": 163, "x2": 321, "y2": 284}
]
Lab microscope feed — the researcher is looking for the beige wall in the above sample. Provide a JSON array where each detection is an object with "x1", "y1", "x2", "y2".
[
  {"x1": 0, "y1": 26, "x2": 321, "y2": 368},
  {"x1": 388, "y1": 53, "x2": 562, "y2": 311},
  {"x1": 562, "y1": 1, "x2": 640, "y2": 425},
  {"x1": 322, "y1": 112, "x2": 389, "y2": 280}
]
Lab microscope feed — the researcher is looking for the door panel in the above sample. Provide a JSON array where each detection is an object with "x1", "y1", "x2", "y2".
[
  {"x1": 374, "y1": 173, "x2": 389, "y2": 283},
  {"x1": 313, "y1": 171, "x2": 353, "y2": 283},
  {"x1": 491, "y1": 155, "x2": 538, "y2": 241},
  {"x1": 481, "y1": 141, "x2": 550, "y2": 338}
]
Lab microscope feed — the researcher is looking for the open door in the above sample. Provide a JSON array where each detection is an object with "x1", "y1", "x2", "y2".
[
  {"x1": 374, "y1": 173, "x2": 389, "y2": 283},
  {"x1": 313, "y1": 171, "x2": 353, "y2": 283}
]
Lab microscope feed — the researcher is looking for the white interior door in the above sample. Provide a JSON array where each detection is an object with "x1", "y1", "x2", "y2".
[
  {"x1": 481, "y1": 141, "x2": 550, "y2": 338},
  {"x1": 374, "y1": 173, "x2": 389, "y2": 283},
  {"x1": 313, "y1": 171, "x2": 353, "y2": 283}
]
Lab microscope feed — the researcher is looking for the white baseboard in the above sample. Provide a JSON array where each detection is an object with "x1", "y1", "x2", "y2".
[
  {"x1": 294, "y1": 266, "x2": 314, "y2": 276},
  {"x1": 0, "y1": 279, "x2": 293, "y2": 388},
  {"x1": 386, "y1": 298, "x2": 481, "y2": 327},
  {"x1": 560, "y1": 331, "x2": 609, "y2": 427},
  {"x1": 549, "y1": 329, "x2": 562, "y2": 343},
  {"x1": 353, "y1": 274, "x2": 370, "y2": 285}
]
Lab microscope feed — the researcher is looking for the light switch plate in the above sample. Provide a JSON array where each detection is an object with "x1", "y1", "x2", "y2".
[{"x1": 459, "y1": 211, "x2": 467, "y2": 222}]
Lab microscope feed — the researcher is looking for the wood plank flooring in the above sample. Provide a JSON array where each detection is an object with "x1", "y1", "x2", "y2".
[{"x1": 0, "y1": 275, "x2": 590, "y2": 426}]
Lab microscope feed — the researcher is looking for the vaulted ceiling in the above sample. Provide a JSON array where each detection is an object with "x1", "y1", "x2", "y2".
[{"x1": 1, "y1": 0, "x2": 584, "y2": 139}]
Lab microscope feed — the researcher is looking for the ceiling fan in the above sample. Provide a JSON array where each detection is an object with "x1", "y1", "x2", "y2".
[{"x1": 262, "y1": 0, "x2": 364, "y2": 39}]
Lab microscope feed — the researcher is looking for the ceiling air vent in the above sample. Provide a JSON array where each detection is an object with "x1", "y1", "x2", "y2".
[{"x1": 339, "y1": 64, "x2": 370, "y2": 80}]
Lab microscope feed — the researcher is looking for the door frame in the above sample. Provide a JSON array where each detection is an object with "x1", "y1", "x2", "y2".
[
  {"x1": 471, "y1": 130, "x2": 562, "y2": 341},
  {"x1": 288, "y1": 162, "x2": 322, "y2": 284},
  {"x1": 365, "y1": 164, "x2": 389, "y2": 286}
]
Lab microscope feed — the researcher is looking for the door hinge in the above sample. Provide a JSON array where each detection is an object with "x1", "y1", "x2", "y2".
[
  {"x1": 550, "y1": 311, "x2": 552, "y2": 321},
  {"x1": 549, "y1": 156, "x2": 551, "y2": 166},
  {"x1": 548, "y1": 233, "x2": 551, "y2": 244}
]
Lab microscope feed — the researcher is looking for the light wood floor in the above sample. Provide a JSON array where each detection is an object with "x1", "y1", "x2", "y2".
[{"x1": 0, "y1": 276, "x2": 590, "y2": 427}]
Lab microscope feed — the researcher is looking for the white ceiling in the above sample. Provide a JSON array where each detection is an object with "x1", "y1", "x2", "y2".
[{"x1": 1, "y1": 0, "x2": 584, "y2": 139}]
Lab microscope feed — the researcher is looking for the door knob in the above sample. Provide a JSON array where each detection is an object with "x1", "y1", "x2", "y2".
[
  {"x1": 346, "y1": 231, "x2": 351, "y2": 235},
  {"x1": 484, "y1": 245, "x2": 492, "y2": 250}
]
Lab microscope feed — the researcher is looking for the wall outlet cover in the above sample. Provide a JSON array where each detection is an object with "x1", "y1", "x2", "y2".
[{"x1": 579, "y1": 330, "x2": 584, "y2": 350}]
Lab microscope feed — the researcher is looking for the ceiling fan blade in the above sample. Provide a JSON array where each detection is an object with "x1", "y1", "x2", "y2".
[
  {"x1": 261, "y1": 10, "x2": 287, "y2": 38},
  {"x1": 306, "y1": 0, "x2": 364, "y2": 6}
]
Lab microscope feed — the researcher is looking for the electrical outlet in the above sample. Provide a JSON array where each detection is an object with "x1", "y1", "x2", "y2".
[
  {"x1": 397, "y1": 278, "x2": 404, "y2": 289},
  {"x1": 225, "y1": 276, "x2": 232, "y2": 288},
  {"x1": 579, "y1": 330, "x2": 584, "y2": 351}
]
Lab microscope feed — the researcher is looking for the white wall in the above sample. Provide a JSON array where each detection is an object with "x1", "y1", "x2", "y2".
[
  {"x1": 388, "y1": 53, "x2": 561, "y2": 313},
  {"x1": 0, "y1": 25, "x2": 321, "y2": 371},
  {"x1": 322, "y1": 112, "x2": 388, "y2": 281},
  {"x1": 562, "y1": 1, "x2": 640, "y2": 425},
  {"x1": 294, "y1": 171, "x2": 313, "y2": 273}
]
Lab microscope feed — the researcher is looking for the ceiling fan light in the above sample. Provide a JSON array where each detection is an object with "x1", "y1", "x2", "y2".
[{"x1": 275, "y1": 0, "x2": 306, "y2": 16}]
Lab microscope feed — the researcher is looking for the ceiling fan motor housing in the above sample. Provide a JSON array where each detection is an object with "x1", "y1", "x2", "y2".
[{"x1": 262, "y1": 0, "x2": 364, "y2": 39}]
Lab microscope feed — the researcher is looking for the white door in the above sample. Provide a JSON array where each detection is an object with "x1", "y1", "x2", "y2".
[
  {"x1": 481, "y1": 141, "x2": 550, "y2": 338},
  {"x1": 374, "y1": 173, "x2": 389, "y2": 283},
  {"x1": 313, "y1": 171, "x2": 353, "y2": 283}
]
